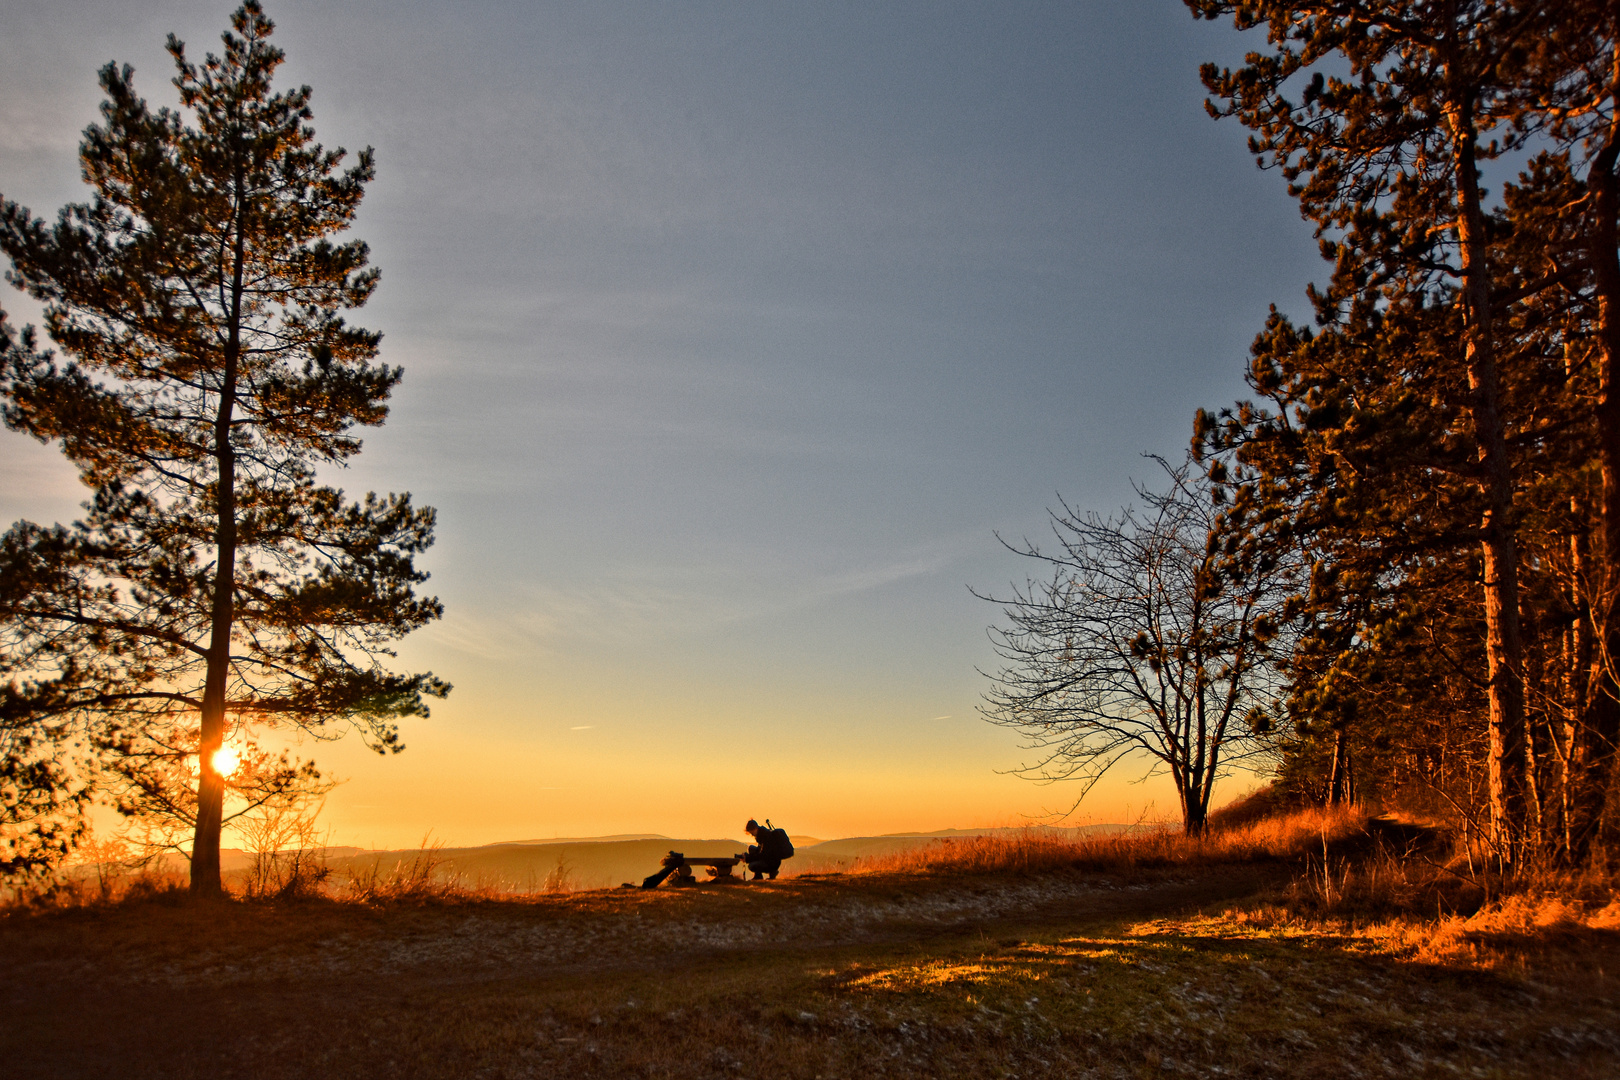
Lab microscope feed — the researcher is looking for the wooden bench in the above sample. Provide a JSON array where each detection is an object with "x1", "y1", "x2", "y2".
[
  {"x1": 662, "y1": 854, "x2": 745, "y2": 882},
  {"x1": 627, "y1": 850, "x2": 761, "y2": 888}
]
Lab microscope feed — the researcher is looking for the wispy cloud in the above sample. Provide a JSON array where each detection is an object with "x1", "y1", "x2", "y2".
[
  {"x1": 811, "y1": 549, "x2": 960, "y2": 601},
  {"x1": 417, "y1": 534, "x2": 979, "y2": 662},
  {"x1": 415, "y1": 609, "x2": 514, "y2": 660}
]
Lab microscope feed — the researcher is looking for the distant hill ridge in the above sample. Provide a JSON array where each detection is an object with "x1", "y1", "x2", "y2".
[
  {"x1": 116, "y1": 825, "x2": 1139, "y2": 891},
  {"x1": 865, "y1": 825, "x2": 1132, "y2": 839},
  {"x1": 489, "y1": 833, "x2": 671, "y2": 846},
  {"x1": 318, "y1": 826, "x2": 1141, "y2": 888},
  {"x1": 438, "y1": 825, "x2": 1134, "y2": 853}
]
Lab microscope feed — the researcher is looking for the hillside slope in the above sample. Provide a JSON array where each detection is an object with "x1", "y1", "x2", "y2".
[{"x1": 5, "y1": 862, "x2": 1615, "y2": 1079}]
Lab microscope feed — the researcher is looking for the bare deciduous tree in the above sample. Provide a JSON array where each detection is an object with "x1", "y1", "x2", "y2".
[{"x1": 978, "y1": 461, "x2": 1300, "y2": 834}]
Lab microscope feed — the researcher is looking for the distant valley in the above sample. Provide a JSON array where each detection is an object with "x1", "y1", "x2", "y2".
[{"x1": 195, "y1": 825, "x2": 1136, "y2": 892}]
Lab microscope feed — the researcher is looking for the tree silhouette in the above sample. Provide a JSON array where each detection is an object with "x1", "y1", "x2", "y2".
[
  {"x1": 0, "y1": 2, "x2": 447, "y2": 894},
  {"x1": 978, "y1": 463, "x2": 1301, "y2": 835}
]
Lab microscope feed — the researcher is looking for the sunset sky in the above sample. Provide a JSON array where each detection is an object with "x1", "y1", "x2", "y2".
[{"x1": 0, "y1": 1, "x2": 1322, "y2": 848}]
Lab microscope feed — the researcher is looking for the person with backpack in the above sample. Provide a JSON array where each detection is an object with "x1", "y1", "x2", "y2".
[{"x1": 743, "y1": 818, "x2": 794, "y2": 880}]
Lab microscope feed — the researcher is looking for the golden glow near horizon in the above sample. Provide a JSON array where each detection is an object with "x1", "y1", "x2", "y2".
[{"x1": 284, "y1": 675, "x2": 1231, "y2": 851}]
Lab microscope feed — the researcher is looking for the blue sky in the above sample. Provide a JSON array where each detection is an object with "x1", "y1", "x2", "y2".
[{"x1": 0, "y1": 1, "x2": 1323, "y2": 846}]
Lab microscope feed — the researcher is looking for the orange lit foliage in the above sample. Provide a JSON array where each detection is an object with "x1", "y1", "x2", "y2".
[{"x1": 843, "y1": 805, "x2": 1367, "y2": 878}]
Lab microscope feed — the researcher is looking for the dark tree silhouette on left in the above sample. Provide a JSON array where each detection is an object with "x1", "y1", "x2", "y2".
[{"x1": 0, "y1": 1, "x2": 448, "y2": 895}]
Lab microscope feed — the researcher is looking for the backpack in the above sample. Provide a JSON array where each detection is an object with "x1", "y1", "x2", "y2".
[{"x1": 762, "y1": 820, "x2": 794, "y2": 860}]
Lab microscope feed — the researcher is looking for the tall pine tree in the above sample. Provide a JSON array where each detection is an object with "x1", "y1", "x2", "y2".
[
  {"x1": 1186, "y1": 1, "x2": 1618, "y2": 861},
  {"x1": 1185, "y1": 0, "x2": 1575, "y2": 855},
  {"x1": 0, "y1": 2, "x2": 447, "y2": 894}
]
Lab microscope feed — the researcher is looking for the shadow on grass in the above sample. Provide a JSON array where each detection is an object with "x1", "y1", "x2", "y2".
[{"x1": 6, "y1": 898, "x2": 1618, "y2": 1080}]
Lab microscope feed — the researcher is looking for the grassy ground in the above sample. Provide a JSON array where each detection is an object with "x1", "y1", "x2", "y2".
[{"x1": 3, "y1": 811, "x2": 1617, "y2": 1079}]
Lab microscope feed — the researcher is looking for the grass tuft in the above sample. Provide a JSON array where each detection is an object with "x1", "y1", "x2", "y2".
[{"x1": 843, "y1": 805, "x2": 1371, "y2": 878}]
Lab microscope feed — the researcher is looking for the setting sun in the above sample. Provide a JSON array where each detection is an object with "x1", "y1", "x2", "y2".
[{"x1": 211, "y1": 744, "x2": 241, "y2": 778}]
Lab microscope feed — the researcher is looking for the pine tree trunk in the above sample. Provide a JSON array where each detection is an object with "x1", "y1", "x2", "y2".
[
  {"x1": 1562, "y1": 540, "x2": 1584, "y2": 858},
  {"x1": 1526, "y1": 703, "x2": 1546, "y2": 849},
  {"x1": 1447, "y1": 97, "x2": 1528, "y2": 859},
  {"x1": 1561, "y1": 405, "x2": 1594, "y2": 860},
  {"x1": 1328, "y1": 728, "x2": 1351, "y2": 807},
  {"x1": 191, "y1": 392, "x2": 236, "y2": 894},
  {"x1": 1569, "y1": 108, "x2": 1620, "y2": 864},
  {"x1": 190, "y1": 189, "x2": 247, "y2": 897},
  {"x1": 191, "y1": 354, "x2": 237, "y2": 896}
]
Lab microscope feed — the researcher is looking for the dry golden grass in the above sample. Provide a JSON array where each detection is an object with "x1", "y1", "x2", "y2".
[
  {"x1": 1230, "y1": 870, "x2": 1620, "y2": 977},
  {"x1": 7, "y1": 836, "x2": 551, "y2": 913},
  {"x1": 842, "y1": 804, "x2": 1372, "y2": 877},
  {"x1": 1370, "y1": 892, "x2": 1620, "y2": 969},
  {"x1": 0, "y1": 865, "x2": 190, "y2": 912}
]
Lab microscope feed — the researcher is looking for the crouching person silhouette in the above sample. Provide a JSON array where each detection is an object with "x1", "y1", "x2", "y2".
[{"x1": 744, "y1": 818, "x2": 795, "y2": 880}]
